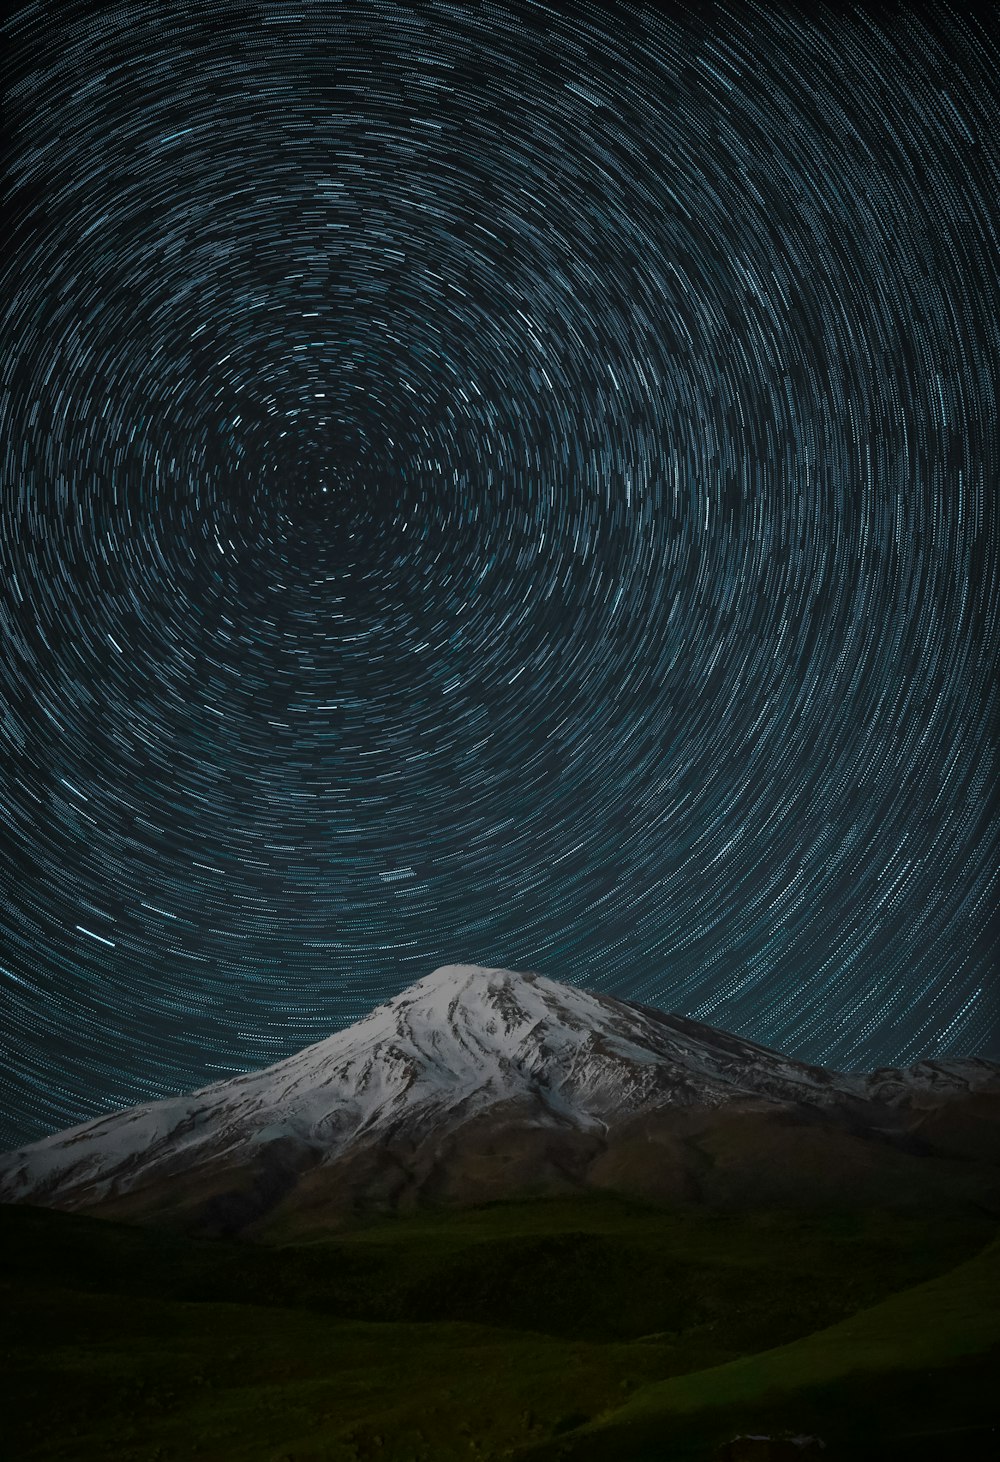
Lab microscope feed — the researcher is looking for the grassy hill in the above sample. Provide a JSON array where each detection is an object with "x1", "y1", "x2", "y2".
[
  {"x1": 514, "y1": 1231, "x2": 1000, "y2": 1460},
  {"x1": 1, "y1": 1195, "x2": 996, "y2": 1460}
]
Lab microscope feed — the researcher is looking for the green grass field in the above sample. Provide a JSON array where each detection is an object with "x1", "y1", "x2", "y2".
[
  {"x1": 515, "y1": 1230, "x2": 1000, "y2": 1460},
  {"x1": 1, "y1": 1195, "x2": 996, "y2": 1460}
]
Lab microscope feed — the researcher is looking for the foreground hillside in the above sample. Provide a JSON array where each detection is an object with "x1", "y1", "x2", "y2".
[
  {"x1": 517, "y1": 1234, "x2": 1000, "y2": 1461},
  {"x1": 1, "y1": 1195, "x2": 996, "y2": 1460}
]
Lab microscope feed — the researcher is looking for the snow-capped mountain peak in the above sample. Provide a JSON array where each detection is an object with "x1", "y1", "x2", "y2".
[{"x1": 1, "y1": 965, "x2": 996, "y2": 1230}]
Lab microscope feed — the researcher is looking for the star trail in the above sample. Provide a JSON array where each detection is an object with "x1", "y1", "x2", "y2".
[{"x1": 1, "y1": 0, "x2": 997, "y2": 1147}]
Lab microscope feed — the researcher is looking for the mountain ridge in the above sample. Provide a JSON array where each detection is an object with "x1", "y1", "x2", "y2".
[{"x1": 2, "y1": 964, "x2": 997, "y2": 1235}]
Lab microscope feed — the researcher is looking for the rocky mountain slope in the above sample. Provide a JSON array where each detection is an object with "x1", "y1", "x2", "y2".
[{"x1": 2, "y1": 964, "x2": 997, "y2": 1235}]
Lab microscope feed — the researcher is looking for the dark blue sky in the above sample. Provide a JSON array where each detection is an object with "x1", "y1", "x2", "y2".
[{"x1": 1, "y1": 0, "x2": 997, "y2": 1148}]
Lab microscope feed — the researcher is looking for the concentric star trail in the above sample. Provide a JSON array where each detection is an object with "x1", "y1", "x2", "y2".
[{"x1": 2, "y1": 0, "x2": 997, "y2": 1146}]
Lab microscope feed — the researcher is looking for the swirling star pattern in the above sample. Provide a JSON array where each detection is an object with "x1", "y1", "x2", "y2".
[{"x1": 1, "y1": 1, "x2": 997, "y2": 1147}]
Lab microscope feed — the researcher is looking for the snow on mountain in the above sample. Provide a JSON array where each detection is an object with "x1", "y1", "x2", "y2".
[
  {"x1": 863, "y1": 1058, "x2": 1000, "y2": 1105},
  {"x1": 1, "y1": 964, "x2": 996, "y2": 1221}
]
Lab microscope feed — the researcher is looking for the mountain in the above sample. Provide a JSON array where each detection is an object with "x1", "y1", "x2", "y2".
[{"x1": 2, "y1": 964, "x2": 998, "y2": 1236}]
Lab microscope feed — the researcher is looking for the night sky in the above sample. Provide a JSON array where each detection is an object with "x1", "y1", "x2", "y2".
[{"x1": 2, "y1": 0, "x2": 997, "y2": 1150}]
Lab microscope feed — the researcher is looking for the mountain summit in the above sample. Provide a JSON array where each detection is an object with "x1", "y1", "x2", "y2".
[{"x1": 2, "y1": 965, "x2": 997, "y2": 1235}]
